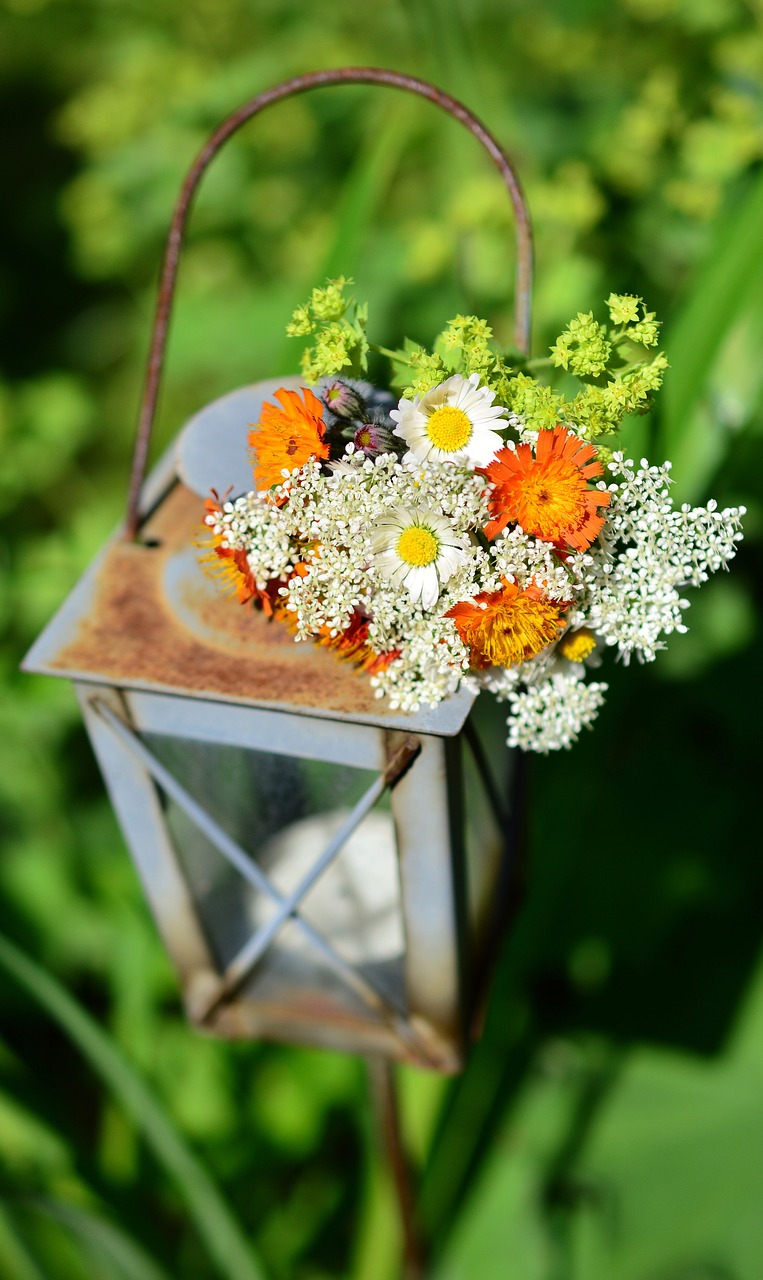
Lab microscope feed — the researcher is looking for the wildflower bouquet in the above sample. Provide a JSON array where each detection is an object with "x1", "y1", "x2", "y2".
[{"x1": 203, "y1": 281, "x2": 744, "y2": 752}]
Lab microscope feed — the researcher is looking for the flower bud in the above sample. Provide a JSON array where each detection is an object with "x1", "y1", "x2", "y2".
[
  {"x1": 320, "y1": 379, "x2": 367, "y2": 421},
  {"x1": 353, "y1": 422, "x2": 397, "y2": 459}
]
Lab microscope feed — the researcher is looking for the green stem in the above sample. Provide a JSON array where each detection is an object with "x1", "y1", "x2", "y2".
[{"x1": 369, "y1": 342, "x2": 412, "y2": 365}]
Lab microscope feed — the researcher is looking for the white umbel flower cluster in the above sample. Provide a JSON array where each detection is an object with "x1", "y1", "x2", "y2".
[
  {"x1": 506, "y1": 673, "x2": 609, "y2": 752},
  {"x1": 205, "y1": 386, "x2": 745, "y2": 752},
  {"x1": 207, "y1": 448, "x2": 488, "y2": 710},
  {"x1": 205, "y1": 490, "x2": 297, "y2": 589},
  {"x1": 569, "y1": 455, "x2": 746, "y2": 663}
]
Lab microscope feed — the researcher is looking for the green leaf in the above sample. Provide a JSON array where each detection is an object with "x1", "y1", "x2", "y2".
[
  {"x1": 417, "y1": 985, "x2": 535, "y2": 1257},
  {"x1": 659, "y1": 167, "x2": 763, "y2": 496},
  {"x1": 0, "y1": 1202, "x2": 47, "y2": 1280},
  {"x1": 567, "y1": 1046, "x2": 763, "y2": 1279},
  {"x1": 0, "y1": 934, "x2": 269, "y2": 1280},
  {"x1": 320, "y1": 101, "x2": 414, "y2": 282},
  {"x1": 20, "y1": 1198, "x2": 174, "y2": 1280}
]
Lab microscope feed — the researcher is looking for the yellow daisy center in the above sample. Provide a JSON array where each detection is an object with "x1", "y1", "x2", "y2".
[
  {"x1": 557, "y1": 628, "x2": 597, "y2": 662},
  {"x1": 397, "y1": 526, "x2": 439, "y2": 566},
  {"x1": 426, "y1": 406, "x2": 473, "y2": 452}
]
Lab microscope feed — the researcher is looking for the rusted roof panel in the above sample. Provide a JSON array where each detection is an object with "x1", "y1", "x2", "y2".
[{"x1": 23, "y1": 481, "x2": 475, "y2": 735}]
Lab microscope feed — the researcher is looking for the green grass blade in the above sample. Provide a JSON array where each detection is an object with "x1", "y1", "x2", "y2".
[
  {"x1": 320, "y1": 101, "x2": 413, "y2": 282},
  {"x1": 22, "y1": 1198, "x2": 174, "y2": 1280},
  {"x1": 0, "y1": 934, "x2": 269, "y2": 1280},
  {"x1": 263, "y1": 102, "x2": 413, "y2": 376},
  {"x1": 403, "y1": 0, "x2": 482, "y2": 110},
  {"x1": 0, "y1": 1202, "x2": 47, "y2": 1280},
  {"x1": 658, "y1": 167, "x2": 763, "y2": 495}
]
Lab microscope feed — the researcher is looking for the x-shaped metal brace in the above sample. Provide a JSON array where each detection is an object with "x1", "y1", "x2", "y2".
[{"x1": 91, "y1": 699, "x2": 427, "y2": 1055}]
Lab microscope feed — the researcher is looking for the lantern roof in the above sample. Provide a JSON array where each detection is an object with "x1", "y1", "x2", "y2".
[{"x1": 23, "y1": 380, "x2": 477, "y2": 737}]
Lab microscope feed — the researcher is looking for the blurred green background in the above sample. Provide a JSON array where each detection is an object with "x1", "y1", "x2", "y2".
[{"x1": 2, "y1": 0, "x2": 763, "y2": 1276}]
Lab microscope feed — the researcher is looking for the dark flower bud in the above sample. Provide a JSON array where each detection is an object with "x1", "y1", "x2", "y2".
[
  {"x1": 353, "y1": 422, "x2": 398, "y2": 459},
  {"x1": 320, "y1": 379, "x2": 367, "y2": 421}
]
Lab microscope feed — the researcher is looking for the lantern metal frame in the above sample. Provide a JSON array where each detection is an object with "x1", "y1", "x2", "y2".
[{"x1": 23, "y1": 68, "x2": 533, "y2": 1075}]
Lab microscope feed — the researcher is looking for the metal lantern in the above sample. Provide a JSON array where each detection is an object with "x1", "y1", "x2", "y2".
[{"x1": 22, "y1": 69, "x2": 533, "y2": 1074}]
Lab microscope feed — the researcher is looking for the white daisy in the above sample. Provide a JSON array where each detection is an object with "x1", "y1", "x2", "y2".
[
  {"x1": 390, "y1": 372, "x2": 507, "y2": 467},
  {"x1": 370, "y1": 504, "x2": 469, "y2": 611}
]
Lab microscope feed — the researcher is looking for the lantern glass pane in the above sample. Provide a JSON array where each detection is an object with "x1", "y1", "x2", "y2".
[{"x1": 141, "y1": 733, "x2": 406, "y2": 1016}]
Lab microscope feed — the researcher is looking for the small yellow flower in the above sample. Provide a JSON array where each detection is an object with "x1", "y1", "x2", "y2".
[{"x1": 557, "y1": 627, "x2": 597, "y2": 663}]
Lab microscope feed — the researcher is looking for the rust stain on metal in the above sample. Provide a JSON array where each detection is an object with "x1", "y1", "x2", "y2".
[
  {"x1": 51, "y1": 483, "x2": 391, "y2": 718},
  {"x1": 383, "y1": 735, "x2": 422, "y2": 787},
  {"x1": 203, "y1": 993, "x2": 462, "y2": 1070}
]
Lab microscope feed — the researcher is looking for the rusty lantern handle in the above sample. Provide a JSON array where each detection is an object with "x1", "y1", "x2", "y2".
[{"x1": 126, "y1": 66, "x2": 534, "y2": 538}]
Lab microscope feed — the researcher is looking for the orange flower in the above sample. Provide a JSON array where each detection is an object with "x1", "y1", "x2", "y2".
[
  {"x1": 447, "y1": 579, "x2": 568, "y2": 669},
  {"x1": 250, "y1": 387, "x2": 329, "y2": 493},
  {"x1": 200, "y1": 495, "x2": 280, "y2": 613},
  {"x1": 317, "y1": 611, "x2": 401, "y2": 674},
  {"x1": 482, "y1": 426, "x2": 610, "y2": 551}
]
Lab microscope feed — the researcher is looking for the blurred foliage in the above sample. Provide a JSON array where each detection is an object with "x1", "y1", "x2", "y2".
[{"x1": 1, "y1": 0, "x2": 763, "y2": 1276}]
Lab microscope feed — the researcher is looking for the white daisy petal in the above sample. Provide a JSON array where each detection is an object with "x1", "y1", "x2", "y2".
[
  {"x1": 369, "y1": 501, "x2": 468, "y2": 611},
  {"x1": 392, "y1": 374, "x2": 509, "y2": 468},
  {"x1": 418, "y1": 569, "x2": 441, "y2": 611}
]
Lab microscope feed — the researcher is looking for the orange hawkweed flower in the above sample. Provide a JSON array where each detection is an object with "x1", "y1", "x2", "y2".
[
  {"x1": 201, "y1": 495, "x2": 280, "y2": 613},
  {"x1": 317, "y1": 611, "x2": 401, "y2": 674},
  {"x1": 250, "y1": 387, "x2": 330, "y2": 493},
  {"x1": 447, "y1": 579, "x2": 568, "y2": 669},
  {"x1": 482, "y1": 426, "x2": 610, "y2": 551}
]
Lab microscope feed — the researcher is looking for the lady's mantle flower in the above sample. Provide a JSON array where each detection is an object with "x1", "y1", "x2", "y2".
[
  {"x1": 447, "y1": 579, "x2": 567, "y2": 669},
  {"x1": 370, "y1": 504, "x2": 469, "y2": 611},
  {"x1": 391, "y1": 372, "x2": 507, "y2": 467},
  {"x1": 550, "y1": 312, "x2": 611, "y2": 377},
  {"x1": 483, "y1": 425, "x2": 610, "y2": 551},
  {"x1": 249, "y1": 387, "x2": 329, "y2": 492}
]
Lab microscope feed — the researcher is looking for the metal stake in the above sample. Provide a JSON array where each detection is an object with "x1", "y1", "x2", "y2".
[{"x1": 367, "y1": 1057, "x2": 428, "y2": 1280}]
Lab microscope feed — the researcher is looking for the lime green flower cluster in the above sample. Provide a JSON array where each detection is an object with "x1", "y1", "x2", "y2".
[
  {"x1": 427, "y1": 293, "x2": 666, "y2": 440},
  {"x1": 538, "y1": 293, "x2": 668, "y2": 438},
  {"x1": 550, "y1": 311, "x2": 612, "y2": 377},
  {"x1": 286, "y1": 277, "x2": 369, "y2": 382},
  {"x1": 287, "y1": 283, "x2": 667, "y2": 442},
  {"x1": 390, "y1": 315, "x2": 515, "y2": 400}
]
